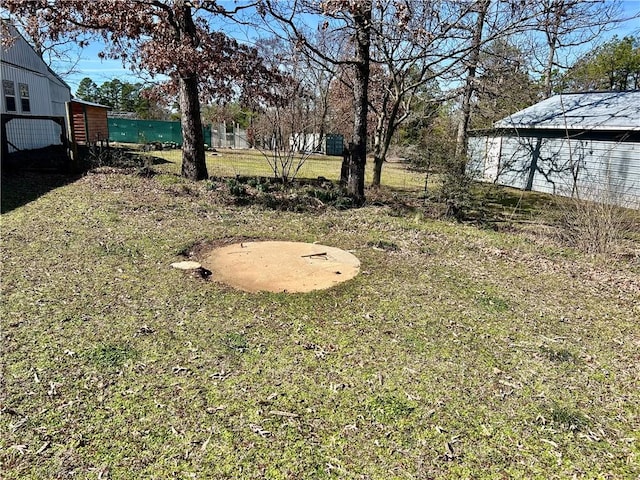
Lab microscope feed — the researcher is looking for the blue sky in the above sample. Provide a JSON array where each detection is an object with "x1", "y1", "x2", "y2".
[{"x1": 61, "y1": 1, "x2": 640, "y2": 95}]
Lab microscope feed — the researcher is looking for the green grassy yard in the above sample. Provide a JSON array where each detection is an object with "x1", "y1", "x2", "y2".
[
  {"x1": 1, "y1": 164, "x2": 639, "y2": 479},
  {"x1": 149, "y1": 148, "x2": 426, "y2": 190}
]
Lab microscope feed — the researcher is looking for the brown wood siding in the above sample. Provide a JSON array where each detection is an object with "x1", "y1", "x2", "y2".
[
  {"x1": 70, "y1": 101, "x2": 108, "y2": 144},
  {"x1": 71, "y1": 102, "x2": 86, "y2": 143},
  {"x1": 85, "y1": 105, "x2": 108, "y2": 142}
]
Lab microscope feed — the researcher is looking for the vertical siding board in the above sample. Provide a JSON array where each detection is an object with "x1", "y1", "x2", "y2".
[
  {"x1": 71, "y1": 102, "x2": 87, "y2": 143},
  {"x1": 85, "y1": 106, "x2": 109, "y2": 142},
  {"x1": 496, "y1": 137, "x2": 528, "y2": 190}
]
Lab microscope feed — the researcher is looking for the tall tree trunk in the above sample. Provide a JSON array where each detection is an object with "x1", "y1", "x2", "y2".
[
  {"x1": 176, "y1": 0, "x2": 208, "y2": 180},
  {"x1": 372, "y1": 113, "x2": 386, "y2": 188},
  {"x1": 372, "y1": 91, "x2": 402, "y2": 187},
  {"x1": 179, "y1": 75, "x2": 208, "y2": 180},
  {"x1": 455, "y1": 0, "x2": 490, "y2": 164},
  {"x1": 543, "y1": 39, "x2": 557, "y2": 98},
  {"x1": 347, "y1": 4, "x2": 372, "y2": 205}
]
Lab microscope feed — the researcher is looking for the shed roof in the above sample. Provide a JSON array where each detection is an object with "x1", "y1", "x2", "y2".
[
  {"x1": 495, "y1": 91, "x2": 640, "y2": 132},
  {"x1": 71, "y1": 98, "x2": 110, "y2": 109}
]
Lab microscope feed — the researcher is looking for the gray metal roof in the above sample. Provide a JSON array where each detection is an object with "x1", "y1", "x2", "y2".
[
  {"x1": 495, "y1": 91, "x2": 640, "y2": 131},
  {"x1": 71, "y1": 98, "x2": 110, "y2": 109}
]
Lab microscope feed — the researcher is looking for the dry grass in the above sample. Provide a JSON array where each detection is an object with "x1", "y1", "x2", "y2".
[
  {"x1": 149, "y1": 148, "x2": 426, "y2": 190},
  {"x1": 1, "y1": 167, "x2": 639, "y2": 479}
]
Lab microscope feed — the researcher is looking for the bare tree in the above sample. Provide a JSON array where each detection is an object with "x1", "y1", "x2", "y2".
[
  {"x1": 533, "y1": 0, "x2": 624, "y2": 98},
  {"x1": 454, "y1": 0, "x2": 491, "y2": 160},
  {"x1": 251, "y1": 37, "x2": 328, "y2": 182},
  {"x1": 262, "y1": 0, "x2": 372, "y2": 204}
]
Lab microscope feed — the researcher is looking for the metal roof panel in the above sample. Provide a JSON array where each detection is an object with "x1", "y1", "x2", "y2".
[{"x1": 495, "y1": 91, "x2": 640, "y2": 131}]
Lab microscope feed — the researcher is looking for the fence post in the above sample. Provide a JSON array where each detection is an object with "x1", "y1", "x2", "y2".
[{"x1": 65, "y1": 102, "x2": 79, "y2": 168}]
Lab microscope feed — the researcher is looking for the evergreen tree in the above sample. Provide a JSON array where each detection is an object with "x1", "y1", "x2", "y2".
[
  {"x1": 562, "y1": 36, "x2": 640, "y2": 91},
  {"x1": 75, "y1": 77, "x2": 99, "y2": 102}
]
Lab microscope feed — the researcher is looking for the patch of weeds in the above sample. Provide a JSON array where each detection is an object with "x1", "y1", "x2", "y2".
[
  {"x1": 96, "y1": 240, "x2": 142, "y2": 258},
  {"x1": 476, "y1": 292, "x2": 509, "y2": 312},
  {"x1": 247, "y1": 177, "x2": 272, "y2": 192},
  {"x1": 156, "y1": 173, "x2": 183, "y2": 186},
  {"x1": 204, "y1": 179, "x2": 218, "y2": 191},
  {"x1": 367, "y1": 394, "x2": 416, "y2": 423},
  {"x1": 306, "y1": 186, "x2": 339, "y2": 204},
  {"x1": 543, "y1": 403, "x2": 590, "y2": 432},
  {"x1": 256, "y1": 192, "x2": 279, "y2": 209},
  {"x1": 135, "y1": 165, "x2": 156, "y2": 178},
  {"x1": 334, "y1": 195, "x2": 354, "y2": 209},
  {"x1": 88, "y1": 344, "x2": 136, "y2": 369},
  {"x1": 540, "y1": 346, "x2": 577, "y2": 363},
  {"x1": 367, "y1": 239, "x2": 399, "y2": 251},
  {"x1": 227, "y1": 178, "x2": 247, "y2": 197},
  {"x1": 174, "y1": 240, "x2": 200, "y2": 257},
  {"x1": 224, "y1": 332, "x2": 249, "y2": 353}
]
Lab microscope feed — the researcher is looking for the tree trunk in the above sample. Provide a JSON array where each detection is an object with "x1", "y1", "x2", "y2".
[
  {"x1": 340, "y1": 143, "x2": 351, "y2": 186},
  {"x1": 543, "y1": 39, "x2": 557, "y2": 98},
  {"x1": 455, "y1": 0, "x2": 490, "y2": 164},
  {"x1": 175, "y1": 0, "x2": 207, "y2": 180},
  {"x1": 179, "y1": 75, "x2": 208, "y2": 180},
  {"x1": 372, "y1": 90, "x2": 403, "y2": 187},
  {"x1": 347, "y1": 4, "x2": 372, "y2": 205}
]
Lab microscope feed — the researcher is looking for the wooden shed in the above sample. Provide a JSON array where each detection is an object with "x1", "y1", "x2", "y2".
[{"x1": 68, "y1": 99, "x2": 109, "y2": 145}]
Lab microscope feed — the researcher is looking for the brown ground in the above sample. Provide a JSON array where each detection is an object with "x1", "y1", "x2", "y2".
[{"x1": 201, "y1": 241, "x2": 360, "y2": 293}]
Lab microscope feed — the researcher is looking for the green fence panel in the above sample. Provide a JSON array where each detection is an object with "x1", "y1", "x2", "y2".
[
  {"x1": 108, "y1": 119, "x2": 140, "y2": 143},
  {"x1": 325, "y1": 134, "x2": 344, "y2": 156},
  {"x1": 108, "y1": 119, "x2": 211, "y2": 146}
]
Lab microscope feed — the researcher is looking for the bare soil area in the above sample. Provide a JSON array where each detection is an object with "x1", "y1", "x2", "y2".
[{"x1": 202, "y1": 241, "x2": 360, "y2": 292}]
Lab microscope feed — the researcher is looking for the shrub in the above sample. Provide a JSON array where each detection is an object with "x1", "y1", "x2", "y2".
[{"x1": 556, "y1": 184, "x2": 635, "y2": 255}]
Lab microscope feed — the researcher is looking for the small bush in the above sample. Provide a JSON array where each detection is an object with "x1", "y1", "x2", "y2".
[
  {"x1": 545, "y1": 403, "x2": 590, "y2": 432},
  {"x1": 226, "y1": 178, "x2": 247, "y2": 196},
  {"x1": 224, "y1": 332, "x2": 249, "y2": 353},
  {"x1": 556, "y1": 187, "x2": 634, "y2": 255},
  {"x1": 439, "y1": 166, "x2": 474, "y2": 220},
  {"x1": 367, "y1": 395, "x2": 416, "y2": 423}
]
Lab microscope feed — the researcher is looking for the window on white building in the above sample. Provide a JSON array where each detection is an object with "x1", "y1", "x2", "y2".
[
  {"x1": 3, "y1": 80, "x2": 16, "y2": 112},
  {"x1": 19, "y1": 83, "x2": 30, "y2": 113}
]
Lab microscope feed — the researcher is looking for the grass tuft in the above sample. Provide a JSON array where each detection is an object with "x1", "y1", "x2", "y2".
[{"x1": 87, "y1": 344, "x2": 136, "y2": 369}]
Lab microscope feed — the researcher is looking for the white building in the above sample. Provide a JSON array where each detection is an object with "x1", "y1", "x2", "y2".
[
  {"x1": 468, "y1": 91, "x2": 640, "y2": 208},
  {"x1": 1, "y1": 22, "x2": 71, "y2": 157}
]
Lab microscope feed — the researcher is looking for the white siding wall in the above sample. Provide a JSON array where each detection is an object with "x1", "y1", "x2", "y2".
[
  {"x1": 49, "y1": 80, "x2": 71, "y2": 116},
  {"x1": 2, "y1": 22, "x2": 71, "y2": 116},
  {"x1": 211, "y1": 123, "x2": 248, "y2": 149},
  {"x1": 469, "y1": 134, "x2": 640, "y2": 209},
  {"x1": 2, "y1": 64, "x2": 54, "y2": 115},
  {"x1": 1, "y1": 24, "x2": 71, "y2": 152}
]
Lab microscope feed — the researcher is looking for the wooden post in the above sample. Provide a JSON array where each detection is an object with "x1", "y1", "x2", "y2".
[{"x1": 65, "y1": 102, "x2": 79, "y2": 169}]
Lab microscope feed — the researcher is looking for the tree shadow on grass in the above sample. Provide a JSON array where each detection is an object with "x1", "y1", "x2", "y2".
[
  {"x1": 1, "y1": 170, "x2": 82, "y2": 214},
  {"x1": 463, "y1": 183, "x2": 557, "y2": 227}
]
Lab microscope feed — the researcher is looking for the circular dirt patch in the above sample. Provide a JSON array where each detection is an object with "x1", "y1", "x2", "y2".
[{"x1": 203, "y1": 241, "x2": 360, "y2": 293}]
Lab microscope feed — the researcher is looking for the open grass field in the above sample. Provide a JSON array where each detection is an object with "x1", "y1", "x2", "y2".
[
  {"x1": 149, "y1": 148, "x2": 427, "y2": 190},
  {"x1": 1, "y1": 156, "x2": 639, "y2": 479}
]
